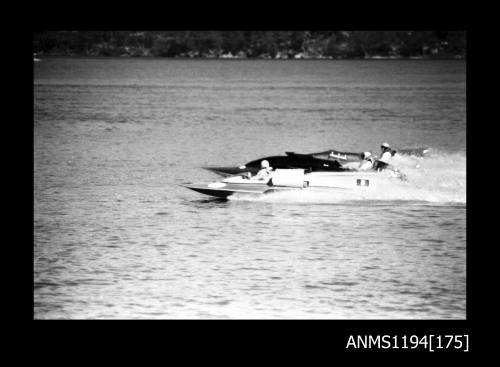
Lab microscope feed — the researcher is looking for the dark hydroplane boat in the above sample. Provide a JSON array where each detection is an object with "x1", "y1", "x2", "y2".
[{"x1": 203, "y1": 147, "x2": 429, "y2": 177}]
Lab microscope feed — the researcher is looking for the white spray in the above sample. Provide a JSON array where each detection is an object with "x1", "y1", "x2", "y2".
[{"x1": 229, "y1": 150, "x2": 466, "y2": 204}]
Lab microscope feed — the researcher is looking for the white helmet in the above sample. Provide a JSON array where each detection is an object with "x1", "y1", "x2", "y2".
[
  {"x1": 261, "y1": 160, "x2": 269, "y2": 168},
  {"x1": 381, "y1": 142, "x2": 390, "y2": 149},
  {"x1": 363, "y1": 151, "x2": 372, "y2": 159}
]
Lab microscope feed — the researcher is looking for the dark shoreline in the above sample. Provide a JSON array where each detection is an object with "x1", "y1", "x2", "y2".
[
  {"x1": 34, "y1": 31, "x2": 466, "y2": 61},
  {"x1": 34, "y1": 55, "x2": 466, "y2": 61}
]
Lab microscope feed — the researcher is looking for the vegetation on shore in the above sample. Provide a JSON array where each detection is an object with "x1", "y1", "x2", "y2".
[{"x1": 34, "y1": 31, "x2": 466, "y2": 59}]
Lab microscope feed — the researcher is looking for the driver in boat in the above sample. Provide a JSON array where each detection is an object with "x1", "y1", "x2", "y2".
[
  {"x1": 254, "y1": 160, "x2": 273, "y2": 180},
  {"x1": 358, "y1": 151, "x2": 375, "y2": 171},
  {"x1": 374, "y1": 142, "x2": 393, "y2": 171},
  {"x1": 372, "y1": 143, "x2": 406, "y2": 179}
]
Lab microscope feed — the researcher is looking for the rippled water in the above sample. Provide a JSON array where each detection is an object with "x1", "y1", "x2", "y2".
[{"x1": 34, "y1": 58, "x2": 466, "y2": 319}]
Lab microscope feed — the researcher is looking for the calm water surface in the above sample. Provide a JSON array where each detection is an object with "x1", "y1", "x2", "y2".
[{"x1": 34, "y1": 58, "x2": 466, "y2": 319}]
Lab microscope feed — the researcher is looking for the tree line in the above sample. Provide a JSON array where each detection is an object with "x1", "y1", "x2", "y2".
[{"x1": 33, "y1": 31, "x2": 466, "y2": 59}]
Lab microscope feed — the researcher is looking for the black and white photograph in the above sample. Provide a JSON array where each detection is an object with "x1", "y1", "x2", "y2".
[{"x1": 33, "y1": 31, "x2": 466, "y2": 321}]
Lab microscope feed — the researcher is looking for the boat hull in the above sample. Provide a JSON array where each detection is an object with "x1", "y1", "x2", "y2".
[{"x1": 183, "y1": 181, "x2": 272, "y2": 197}]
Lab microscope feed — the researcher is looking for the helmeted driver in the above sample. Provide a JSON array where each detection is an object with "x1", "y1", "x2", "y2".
[
  {"x1": 255, "y1": 160, "x2": 273, "y2": 180},
  {"x1": 374, "y1": 142, "x2": 393, "y2": 171},
  {"x1": 358, "y1": 151, "x2": 375, "y2": 171}
]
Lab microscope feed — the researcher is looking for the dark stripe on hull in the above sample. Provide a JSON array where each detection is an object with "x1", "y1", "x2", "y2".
[
  {"x1": 183, "y1": 185, "x2": 235, "y2": 198},
  {"x1": 183, "y1": 184, "x2": 271, "y2": 198}
]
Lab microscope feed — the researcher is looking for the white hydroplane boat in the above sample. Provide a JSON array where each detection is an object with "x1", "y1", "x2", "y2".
[{"x1": 183, "y1": 168, "x2": 406, "y2": 198}]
